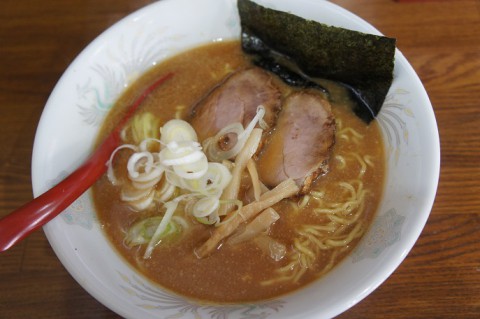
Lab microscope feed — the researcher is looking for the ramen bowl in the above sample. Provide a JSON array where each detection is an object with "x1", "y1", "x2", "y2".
[{"x1": 31, "y1": 0, "x2": 440, "y2": 318}]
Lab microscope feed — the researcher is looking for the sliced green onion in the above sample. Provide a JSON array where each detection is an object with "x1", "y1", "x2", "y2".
[
  {"x1": 125, "y1": 216, "x2": 178, "y2": 247},
  {"x1": 143, "y1": 200, "x2": 179, "y2": 259},
  {"x1": 195, "y1": 215, "x2": 220, "y2": 225},
  {"x1": 115, "y1": 116, "x2": 238, "y2": 257},
  {"x1": 181, "y1": 162, "x2": 232, "y2": 196},
  {"x1": 192, "y1": 196, "x2": 219, "y2": 218},
  {"x1": 120, "y1": 185, "x2": 153, "y2": 202},
  {"x1": 154, "y1": 178, "x2": 176, "y2": 203},
  {"x1": 126, "y1": 151, "x2": 164, "y2": 182},
  {"x1": 160, "y1": 119, "x2": 198, "y2": 144},
  {"x1": 159, "y1": 141, "x2": 204, "y2": 166},
  {"x1": 106, "y1": 144, "x2": 138, "y2": 185},
  {"x1": 131, "y1": 175, "x2": 162, "y2": 190},
  {"x1": 172, "y1": 154, "x2": 209, "y2": 180},
  {"x1": 126, "y1": 189, "x2": 155, "y2": 211},
  {"x1": 203, "y1": 105, "x2": 265, "y2": 162},
  {"x1": 130, "y1": 112, "x2": 161, "y2": 146}
]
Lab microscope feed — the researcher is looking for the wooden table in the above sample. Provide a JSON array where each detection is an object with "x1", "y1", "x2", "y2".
[{"x1": 0, "y1": 0, "x2": 478, "y2": 318}]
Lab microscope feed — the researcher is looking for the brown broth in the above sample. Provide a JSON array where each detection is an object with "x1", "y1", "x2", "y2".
[{"x1": 93, "y1": 41, "x2": 385, "y2": 303}]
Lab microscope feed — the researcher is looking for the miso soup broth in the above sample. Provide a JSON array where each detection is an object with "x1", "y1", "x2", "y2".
[{"x1": 93, "y1": 41, "x2": 385, "y2": 303}]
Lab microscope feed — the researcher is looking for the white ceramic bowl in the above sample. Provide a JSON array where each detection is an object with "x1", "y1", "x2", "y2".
[{"x1": 32, "y1": 0, "x2": 440, "y2": 318}]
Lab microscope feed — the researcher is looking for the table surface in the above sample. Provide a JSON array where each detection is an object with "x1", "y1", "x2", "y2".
[{"x1": 1, "y1": 0, "x2": 479, "y2": 318}]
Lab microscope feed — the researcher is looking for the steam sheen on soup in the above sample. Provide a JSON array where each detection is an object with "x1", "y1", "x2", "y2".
[{"x1": 93, "y1": 41, "x2": 385, "y2": 303}]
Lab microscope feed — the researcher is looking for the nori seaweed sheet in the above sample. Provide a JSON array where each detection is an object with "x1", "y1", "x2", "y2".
[
  {"x1": 238, "y1": 0, "x2": 396, "y2": 123},
  {"x1": 253, "y1": 56, "x2": 328, "y2": 92}
]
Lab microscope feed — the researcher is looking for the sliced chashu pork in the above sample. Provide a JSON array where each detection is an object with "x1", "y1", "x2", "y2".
[
  {"x1": 256, "y1": 91, "x2": 336, "y2": 194},
  {"x1": 190, "y1": 67, "x2": 281, "y2": 142}
]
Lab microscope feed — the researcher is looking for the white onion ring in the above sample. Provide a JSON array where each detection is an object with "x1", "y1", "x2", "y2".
[
  {"x1": 160, "y1": 119, "x2": 198, "y2": 144},
  {"x1": 173, "y1": 154, "x2": 209, "y2": 180},
  {"x1": 121, "y1": 186, "x2": 153, "y2": 202},
  {"x1": 203, "y1": 105, "x2": 265, "y2": 162},
  {"x1": 106, "y1": 144, "x2": 138, "y2": 185},
  {"x1": 126, "y1": 152, "x2": 164, "y2": 183},
  {"x1": 192, "y1": 196, "x2": 220, "y2": 218},
  {"x1": 127, "y1": 190, "x2": 155, "y2": 211}
]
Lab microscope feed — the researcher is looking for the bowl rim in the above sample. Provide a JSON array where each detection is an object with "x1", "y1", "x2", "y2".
[{"x1": 31, "y1": 0, "x2": 440, "y2": 318}]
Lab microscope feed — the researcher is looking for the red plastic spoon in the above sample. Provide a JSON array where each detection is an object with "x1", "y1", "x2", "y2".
[{"x1": 0, "y1": 72, "x2": 174, "y2": 252}]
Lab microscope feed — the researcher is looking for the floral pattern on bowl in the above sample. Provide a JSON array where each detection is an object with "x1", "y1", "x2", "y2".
[
  {"x1": 352, "y1": 208, "x2": 406, "y2": 262},
  {"x1": 76, "y1": 28, "x2": 187, "y2": 126},
  {"x1": 118, "y1": 272, "x2": 285, "y2": 319}
]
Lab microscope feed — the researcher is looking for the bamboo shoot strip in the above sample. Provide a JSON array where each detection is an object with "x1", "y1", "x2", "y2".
[{"x1": 195, "y1": 178, "x2": 299, "y2": 258}]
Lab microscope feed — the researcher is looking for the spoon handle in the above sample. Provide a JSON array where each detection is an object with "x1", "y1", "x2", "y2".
[
  {"x1": 0, "y1": 72, "x2": 173, "y2": 252},
  {"x1": 0, "y1": 134, "x2": 117, "y2": 252}
]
